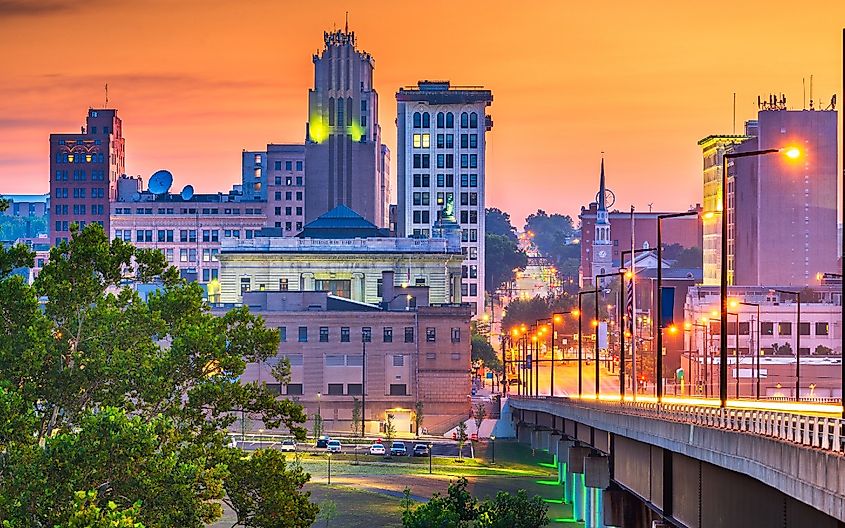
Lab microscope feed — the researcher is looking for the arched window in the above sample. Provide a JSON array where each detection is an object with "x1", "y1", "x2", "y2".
[
  {"x1": 413, "y1": 112, "x2": 421, "y2": 128},
  {"x1": 445, "y1": 112, "x2": 454, "y2": 128},
  {"x1": 460, "y1": 112, "x2": 469, "y2": 128},
  {"x1": 469, "y1": 112, "x2": 478, "y2": 128},
  {"x1": 422, "y1": 112, "x2": 430, "y2": 128},
  {"x1": 436, "y1": 112, "x2": 444, "y2": 128},
  {"x1": 328, "y1": 97, "x2": 335, "y2": 126}
]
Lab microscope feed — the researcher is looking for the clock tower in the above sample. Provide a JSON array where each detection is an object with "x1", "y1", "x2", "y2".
[{"x1": 591, "y1": 157, "x2": 612, "y2": 286}]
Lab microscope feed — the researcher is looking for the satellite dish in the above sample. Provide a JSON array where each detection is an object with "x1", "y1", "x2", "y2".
[
  {"x1": 180, "y1": 185, "x2": 194, "y2": 201},
  {"x1": 148, "y1": 170, "x2": 173, "y2": 195}
]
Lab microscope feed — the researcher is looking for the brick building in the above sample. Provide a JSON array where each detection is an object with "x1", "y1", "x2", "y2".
[{"x1": 220, "y1": 287, "x2": 472, "y2": 435}]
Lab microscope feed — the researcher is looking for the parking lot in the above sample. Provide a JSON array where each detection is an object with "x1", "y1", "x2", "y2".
[{"x1": 232, "y1": 435, "x2": 475, "y2": 459}]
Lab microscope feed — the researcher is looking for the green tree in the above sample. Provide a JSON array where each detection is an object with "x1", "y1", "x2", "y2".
[
  {"x1": 312, "y1": 413, "x2": 324, "y2": 439},
  {"x1": 485, "y1": 208, "x2": 518, "y2": 243},
  {"x1": 63, "y1": 490, "x2": 145, "y2": 528},
  {"x1": 0, "y1": 223, "x2": 311, "y2": 528},
  {"x1": 471, "y1": 334, "x2": 501, "y2": 372},
  {"x1": 524, "y1": 210, "x2": 576, "y2": 260},
  {"x1": 475, "y1": 489, "x2": 549, "y2": 528},
  {"x1": 316, "y1": 499, "x2": 338, "y2": 528},
  {"x1": 385, "y1": 413, "x2": 396, "y2": 451},
  {"x1": 456, "y1": 421, "x2": 468, "y2": 460},
  {"x1": 413, "y1": 401, "x2": 424, "y2": 438},
  {"x1": 485, "y1": 233, "x2": 528, "y2": 295},
  {"x1": 351, "y1": 397, "x2": 361, "y2": 437}
]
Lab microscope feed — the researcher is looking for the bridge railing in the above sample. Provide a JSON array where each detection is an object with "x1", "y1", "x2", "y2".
[{"x1": 518, "y1": 396, "x2": 845, "y2": 455}]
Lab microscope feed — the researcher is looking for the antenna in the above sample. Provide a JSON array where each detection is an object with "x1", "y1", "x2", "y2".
[
  {"x1": 803, "y1": 78, "x2": 806, "y2": 109},
  {"x1": 648, "y1": 203, "x2": 654, "y2": 212},
  {"x1": 810, "y1": 74, "x2": 814, "y2": 110},
  {"x1": 104, "y1": 83, "x2": 108, "y2": 107},
  {"x1": 732, "y1": 92, "x2": 736, "y2": 134},
  {"x1": 345, "y1": 11, "x2": 348, "y2": 33}
]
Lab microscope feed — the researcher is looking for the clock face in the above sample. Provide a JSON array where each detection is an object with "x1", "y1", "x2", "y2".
[{"x1": 598, "y1": 250, "x2": 607, "y2": 258}]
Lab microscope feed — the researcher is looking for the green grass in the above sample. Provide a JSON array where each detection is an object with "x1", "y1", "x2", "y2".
[{"x1": 309, "y1": 484, "x2": 404, "y2": 528}]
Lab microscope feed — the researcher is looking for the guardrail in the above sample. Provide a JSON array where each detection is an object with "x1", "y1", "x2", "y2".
[{"x1": 513, "y1": 396, "x2": 845, "y2": 455}]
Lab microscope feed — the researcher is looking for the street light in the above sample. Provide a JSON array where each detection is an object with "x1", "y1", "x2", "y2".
[
  {"x1": 687, "y1": 321, "x2": 709, "y2": 397},
  {"x1": 428, "y1": 442, "x2": 433, "y2": 474},
  {"x1": 719, "y1": 146, "x2": 801, "y2": 408},
  {"x1": 738, "y1": 301, "x2": 762, "y2": 399},
  {"x1": 548, "y1": 310, "x2": 579, "y2": 397},
  {"x1": 594, "y1": 270, "x2": 628, "y2": 399},
  {"x1": 773, "y1": 289, "x2": 801, "y2": 400},
  {"x1": 490, "y1": 435, "x2": 496, "y2": 464},
  {"x1": 577, "y1": 289, "x2": 600, "y2": 398},
  {"x1": 327, "y1": 451, "x2": 332, "y2": 485},
  {"x1": 656, "y1": 211, "x2": 700, "y2": 402}
]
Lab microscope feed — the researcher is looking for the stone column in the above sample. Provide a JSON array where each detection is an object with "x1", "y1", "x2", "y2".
[{"x1": 351, "y1": 272, "x2": 365, "y2": 301}]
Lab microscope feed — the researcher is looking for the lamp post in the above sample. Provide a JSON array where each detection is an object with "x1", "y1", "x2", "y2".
[
  {"x1": 688, "y1": 322, "x2": 708, "y2": 396},
  {"x1": 657, "y1": 211, "x2": 699, "y2": 402},
  {"x1": 549, "y1": 311, "x2": 579, "y2": 397},
  {"x1": 490, "y1": 435, "x2": 496, "y2": 464},
  {"x1": 428, "y1": 442, "x2": 433, "y2": 474},
  {"x1": 739, "y1": 301, "x2": 762, "y2": 399},
  {"x1": 594, "y1": 271, "x2": 627, "y2": 398},
  {"x1": 774, "y1": 289, "x2": 801, "y2": 400},
  {"x1": 327, "y1": 452, "x2": 332, "y2": 485},
  {"x1": 719, "y1": 146, "x2": 800, "y2": 408},
  {"x1": 620, "y1": 248, "x2": 652, "y2": 398},
  {"x1": 361, "y1": 337, "x2": 367, "y2": 436},
  {"x1": 577, "y1": 289, "x2": 599, "y2": 398}
]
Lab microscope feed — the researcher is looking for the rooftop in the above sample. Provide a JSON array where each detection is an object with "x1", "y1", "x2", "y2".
[{"x1": 295, "y1": 204, "x2": 390, "y2": 239}]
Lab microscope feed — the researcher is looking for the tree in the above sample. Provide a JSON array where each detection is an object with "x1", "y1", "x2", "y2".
[
  {"x1": 223, "y1": 448, "x2": 318, "y2": 528},
  {"x1": 524, "y1": 210, "x2": 576, "y2": 262},
  {"x1": 471, "y1": 334, "x2": 501, "y2": 372},
  {"x1": 456, "y1": 421, "x2": 468, "y2": 460},
  {"x1": 475, "y1": 490, "x2": 549, "y2": 528},
  {"x1": 64, "y1": 490, "x2": 144, "y2": 528},
  {"x1": 312, "y1": 413, "x2": 324, "y2": 439},
  {"x1": 662, "y1": 243, "x2": 702, "y2": 269},
  {"x1": 485, "y1": 233, "x2": 527, "y2": 295},
  {"x1": 413, "y1": 401, "x2": 424, "y2": 438},
  {"x1": 485, "y1": 208, "x2": 518, "y2": 243},
  {"x1": 0, "y1": 223, "x2": 311, "y2": 528},
  {"x1": 316, "y1": 499, "x2": 338, "y2": 528},
  {"x1": 473, "y1": 403, "x2": 487, "y2": 437},
  {"x1": 351, "y1": 397, "x2": 361, "y2": 437},
  {"x1": 385, "y1": 413, "x2": 396, "y2": 452}
]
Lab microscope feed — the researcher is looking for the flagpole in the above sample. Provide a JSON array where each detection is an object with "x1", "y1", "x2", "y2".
[{"x1": 630, "y1": 206, "x2": 637, "y2": 400}]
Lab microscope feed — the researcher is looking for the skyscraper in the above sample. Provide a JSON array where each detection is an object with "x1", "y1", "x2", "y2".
[
  {"x1": 49, "y1": 108, "x2": 125, "y2": 245},
  {"x1": 396, "y1": 81, "x2": 493, "y2": 316},
  {"x1": 304, "y1": 27, "x2": 389, "y2": 227}
]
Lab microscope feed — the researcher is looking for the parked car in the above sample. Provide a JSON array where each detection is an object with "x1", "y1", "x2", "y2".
[
  {"x1": 280, "y1": 439, "x2": 297, "y2": 452},
  {"x1": 390, "y1": 441, "x2": 407, "y2": 456},
  {"x1": 326, "y1": 440, "x2": 342, "y2": 453},
  {"x1": 369, "y1": 443, "x2": 386, "y2": 455},
  {"x1": 315, "y1": 436, "x2": 330, "y2": 449},
  {"x1": 412, "y1": 443, "x2": 430, "y2": 457}
]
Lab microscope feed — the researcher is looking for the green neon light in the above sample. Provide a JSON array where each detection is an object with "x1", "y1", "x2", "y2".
[
  {"x1": 543, "y1": 498, "x2": 564, "y2": 504},
  {"x1": 539, "y1": 462, "x2": 557, "y2": 468},
  {"x1": 535, "y1": 480, "x2": 559, "y2": 486}
]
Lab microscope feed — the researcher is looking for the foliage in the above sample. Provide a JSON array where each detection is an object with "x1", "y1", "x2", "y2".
[
  {"x1": 475, "y1": 489, "x2": 549, "y2": 528},
  {"x1": 473, "y1": 403, "x2": 487, "y2": 436},
  {"x1": 317, "y1": 499, "x2": 338, "y2": 528},
  {"x1": 313, "y1": 413, "x2": 324, "y2": 439},
  {"x1": 485, "y1": 233, "x2": 527, "y2": 295},
  {"x1": 351, "y1": 397, "x2": 361, "y2": 437},
  {"x1": 471, "y1": 334, "x2": 501, "y2": 372},
  {"x1": 0, "y1": 223, "x2": 310, "y2": 528},
  {"x1": 385, "y1": 413, "x2": 396, "y2": 446},
  {"x1": 0, "y1": 214, "x2": 48, "y2": 241},
  {"x1": 63, "y1": 490, "x2": 145, "y2": 528},
  {"x1": 223, "y1": 448, "x2": 318, "y2": 528},
  {"x1": 500, "y1": 294, "x2": 578, "y2": 335},
  {"x1": 413, "y1": 401, "x2": 424, "y2": 438},
  {"x1": 402, "y1": 479, "x2": 547, "y2": 528},
  {"x1": 456, "y1": 421, "x2": 468, "y2": 459},
  {"x1": 661, "y1": 243, "x2": 703, "y2": 268},
  {"x1": 485, "y1": 208, "x2": 518, "y2": 243}
]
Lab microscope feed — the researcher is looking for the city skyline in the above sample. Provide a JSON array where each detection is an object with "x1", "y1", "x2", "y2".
[{"x1": 1, "y1": 1, "x2": 843, "y2": 223}]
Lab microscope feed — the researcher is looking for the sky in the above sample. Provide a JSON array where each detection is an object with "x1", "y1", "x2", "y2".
[{"x1": 0, "y1": 0, "x2": 843, "y2": 225}]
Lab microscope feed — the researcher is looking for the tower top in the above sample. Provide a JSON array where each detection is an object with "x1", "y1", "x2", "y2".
[{"x1": 597, "y1": 156, "x2": 606, "y2": 211}]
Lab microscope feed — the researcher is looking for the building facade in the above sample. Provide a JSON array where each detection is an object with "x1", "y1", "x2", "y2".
[
  {"x1": 217, "y1": 206, "x2": 463, "y2": 305},
  {"x1": 395, "y1": 81, "x2": 493, "y2": 317},
  {"x1": 111, "y1": 177, "x2": 266, "y2": 284},
  {"x1": 49, "y1": 108, "x2": 125, "y2": 245},
  {"x1": 242, "y1": 145, "x2": 306, "y2": 235},
  {"x1": 304, "y1": 28, "x2": 389, "y2": 227},
  {"x1": 222, "y1": 289, "x2": 472, "y2": 435}
]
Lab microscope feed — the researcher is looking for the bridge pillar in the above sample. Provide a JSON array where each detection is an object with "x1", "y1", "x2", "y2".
[
  {"x1": 557, "y1": 438, "x2": 575, "y2": 501},
  {"x1": 569, "y1": 445, "x2": 590, "y2": 522},
  {"x1": 584, "y1": 486, "x2": 593, "y2": 528}
]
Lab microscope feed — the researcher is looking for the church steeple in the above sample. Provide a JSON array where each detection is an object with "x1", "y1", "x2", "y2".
[
  {"x1": 591, "y1": 155, "x2": 612, "y2": 285},
  {"x1": 598, "y1": 156, "x2": 606, "y2": 212}
]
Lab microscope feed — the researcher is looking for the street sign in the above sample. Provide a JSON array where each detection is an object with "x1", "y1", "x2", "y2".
[{"x1": 486, "y1": 372, "x2": 493, "y2": 379}]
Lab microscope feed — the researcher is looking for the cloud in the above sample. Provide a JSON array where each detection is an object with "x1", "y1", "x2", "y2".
[{"x1": 0, "y1": 0, "x2": 86, "y2": 16}]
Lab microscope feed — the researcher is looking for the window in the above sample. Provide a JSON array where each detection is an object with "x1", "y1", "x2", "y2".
[
  {"x1": 413, "y1": 134, "x2": 422, "y2": 148},
  {"x1": 413, "y1": 112, "x2": 421, "y2": 128},
  {"x1": 436, "y1": 134, "x2": 444, "y2": 148},
  {"x1": 240, "y1": 277, "x2": 250, "y2": 294},
  {"x1": 389, "y1": 384, "x2": 407, "y2": 396},
  {"x1": 393, "y1": 355, "x2": 404, "y2": 367},
  {"x1": 325, "y1": 355, "x2": 345, "y2": 366},
  {"x1": 460, "y1": 154, "x2": 468, "y2": 169},
  {"x1": 445, "y1": 112, "x2": 454, "y2": 128},
  {"x1": 799, "y1": 322, "x2": 811, "y2": 336},
  {"x1": 436, "y1": 112, "x2": 444, "y2": 128},
  {"x1": 761, "y1": 322, "x2": 774, "y2": 336},
  {"x1": 469, "y1": 112, "x2": 478, "y2": 128},
  {"x1": 285, "y1": 353, "x2": 303, "y2": 366},
  {"x1": 383, "y1": 327, "x2": 393, "y2": 343},
  {"x1": 285, "y1": 384, "x2": 303, "y2": 396},
  {"x1": 778, "y1": 322, "x2": 792, "y2": 336},
  {"x1": 320, "y1": 327, "x2": 329, "y2": 342},
  {"x1": 298, "y1": 326, "x2": 308, "y2": 342},
  {"x1": 278, "y1": 326, "x2": 287, "y2": 342},
  {"x1": 296, "y1": 161, "x2": 303, "y2": 171},
  {"x1": 816, "y1": 322, "x2": 829, "y2": 336},
  {"x1": 341, "y1": 327, "x2": 350, "y2": 342},
  {"x1": 327, "y1": 383, "x2": 344, "y2": 395},
  {"x1": 347, "y1": 383, "x2": 363, "y2": 395},
  {"x1": 452, "y1": 328, "x2": 461, "y2": 343},
  {"x1": 265, "y1": 383, "x2": 282, "y2": 395},
  {"x1": 422, "y1": 112, "x2": 430, "y2": 128},
  {"x1": 404, "y1": 327, "x2": 415, "y2": 343},
  {"x1": 426, "y1": 328, "x2": 436, "y2": 342},
  {"x1": 460, "y1": 112, "x2": 469, "y2": 128},
  {"x1": 362, "y1": 327, "x2": 372, "y2": 343},
  {"x1": 446, "y1": 134, "x2": 454, "y2": 148},
  {"x1": 279, "y1": 278, "x2": 288, "y2": 291}
]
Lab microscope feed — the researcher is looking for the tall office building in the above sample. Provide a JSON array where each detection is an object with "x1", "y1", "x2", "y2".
[
  {"x1": 396, "y1": 81, "x2": 493, "y2": 316},
  {"x1": 243, "y1": 145, "x2": 306, "y2": 234},
  {"x1": 700, "y1": 106, "x2": 837, "y2": 287},
  {"x1": 731, "y1": 108, "x2": 837, "y2": 286},
  {"x1": 49, "y1": 108, "x2": 125, "y2": 245},
  {"x1": 304, "y1": 27, "x2": 389, "y2": 227}
]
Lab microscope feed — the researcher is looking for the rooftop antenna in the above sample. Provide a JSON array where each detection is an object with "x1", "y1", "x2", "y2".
[
  {"x1": 104, "y1": 83, "x2": 108, "y2": 108},
  {"x1": 648, "y1": 203, "x2": 654, "y2": 212},
  {"x1": 803, "y1": 77, "x2": 806, "y2": 109},
  {"x1": 345, "y1": 11, "x2": 348, "y2": 32},
  {"x1": 810, "y1": 74, "x2": 814, "y2": 110},
  {"x1": 732, "y1": 92, "x2": 736, "y2": 134}
]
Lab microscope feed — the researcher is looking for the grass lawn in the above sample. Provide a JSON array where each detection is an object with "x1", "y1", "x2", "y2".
[{"x1": 308, "y1": 484, "x2": 404, "y2": 528}]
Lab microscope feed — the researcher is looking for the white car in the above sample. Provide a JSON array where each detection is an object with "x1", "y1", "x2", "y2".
[
  {"x1": 326, "y1": 440, "x2": 342, "y2": 453},
  {"x1": 280, "y1": 439, "x2": 297, "y2": 452},
  {"x1": 369, "y1": 443, "x2": 386, "y2": 455}
]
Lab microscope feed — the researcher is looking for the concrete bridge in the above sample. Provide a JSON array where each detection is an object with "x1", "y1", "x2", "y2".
[{"x1": 506, "y1": 396, "x2": 845, "y2": 528}]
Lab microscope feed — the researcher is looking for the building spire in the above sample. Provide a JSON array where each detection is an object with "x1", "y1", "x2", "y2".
[{"x1": 598, "y1": 154, "x2": 606, "y2": 211}]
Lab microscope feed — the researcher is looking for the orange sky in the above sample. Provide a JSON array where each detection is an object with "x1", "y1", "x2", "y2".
[{"x1": 0, "y1": 0, "x2": 843, "y2": 225}]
